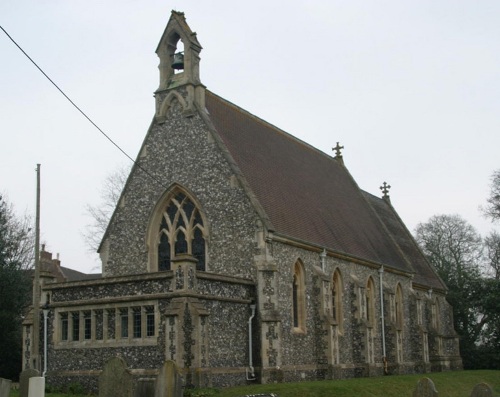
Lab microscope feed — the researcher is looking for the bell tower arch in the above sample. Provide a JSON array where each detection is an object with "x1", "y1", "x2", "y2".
[{"x1": 155, "y1": 11, "x2": 205, "y2": 119}]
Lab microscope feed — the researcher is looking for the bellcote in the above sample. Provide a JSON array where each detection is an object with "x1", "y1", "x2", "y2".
[{"x1": 155, "y1": 11, "x2": 205, "y2": 118}]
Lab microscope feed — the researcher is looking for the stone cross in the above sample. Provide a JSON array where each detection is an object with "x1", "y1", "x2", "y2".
[
  {"x1": 413, "y1": 377, "x2": 438, "y2": 397},
  {"x1": 332, "y1": 142, "x2": 344, "y2": 158},
  {"x1": 380, "y1": 182, "x2": 391, "y2": 199},
  {"x1": 470, "y1": 383, "x2": 493, "y2": 397}
]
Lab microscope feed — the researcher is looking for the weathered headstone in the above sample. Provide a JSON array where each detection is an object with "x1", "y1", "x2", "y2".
[
  {"x1": 28, "y1": 377, "x2": 45, "y2": 397},
  {"x1": 155, "y1": 361, "x2": 182, "y2": 397},
  {"x1": 239, "y1": 394, "x2": 279, "y2": 397},
  {"x1": 0, "y1": 378, "x2": 12, "y2": 397},
  {"x1": 99, "y1": 357, "x2": 133, "y2": 397},
  {"x1": 413, "y1": 377, "x2": 438, "y2": 397},
  {"x1": 19, "y1": 368, "x2": 40, "y2": 397},
  {"x1": 134, "y1": 378, "x2": 155, "y2": 397},
  {"x1": 470, "y1": 383, "x2": 493, "y2": 397}
]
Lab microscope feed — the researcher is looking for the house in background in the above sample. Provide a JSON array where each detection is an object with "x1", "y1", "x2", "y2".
[{"x1": 24, "y1": 11, "x2": 462, "y2": 392}]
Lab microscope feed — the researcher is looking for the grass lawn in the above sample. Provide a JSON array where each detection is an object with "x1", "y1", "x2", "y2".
[{"x1": 8, "y1": 370, "x2": 500, "y2": 397}]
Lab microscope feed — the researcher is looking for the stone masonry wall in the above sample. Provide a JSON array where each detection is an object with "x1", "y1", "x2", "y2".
[{"x1": 103, "y1": 94, "x2": 260, "y2": 280}]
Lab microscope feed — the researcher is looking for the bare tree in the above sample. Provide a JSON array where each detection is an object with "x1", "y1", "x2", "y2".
[
  {"x1": 414, "y1": 214, "x2": 500, "y2": 369},
  {"x1": 485, "y1": 231, "x2": 500, "y2": 280},
  {"x1": 414, "y1": 214, "x2": 483, "y2": 283},
  {"x1": 0, "y1": 193, "x2": 34, "y2": 270},
  {"x1": 83, "y1": 164, "x2": 130, "y2": 252},
  {"x1": 483, "y1": 169, "x2": 500, "y2": 222}
]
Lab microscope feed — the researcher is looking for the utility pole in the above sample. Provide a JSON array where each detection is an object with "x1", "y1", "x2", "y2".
[{"x1": 32, "y1": 163, "x2": 41, "y2": 370}]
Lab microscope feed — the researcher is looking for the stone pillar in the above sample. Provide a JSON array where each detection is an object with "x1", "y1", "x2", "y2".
[
  {"x1": 255, "y1": 236, "x2": 282, "y2": 383},
  {"x1": 164, "y1": 297, "x2": 209, "y2": 387},
  {"x1": 171, "y1": 254, "x2": 198, "y2": 292}
]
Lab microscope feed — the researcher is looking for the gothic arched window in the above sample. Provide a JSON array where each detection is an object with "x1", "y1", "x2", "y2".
[
  {"x1": 152, "y1": 189, "x2": 207, "y2": 271},
  {"x1": 292, "y1": 260, "x2": 306, "y2": 333},
  {"x1": 332, "y1": 269, "x2": 343, "y2": 329},
  {"x1": 366, "y1": 277, "x2": 375, "y2": 326},
  {"x1": 395, "y1": 284, "x2": 404, "y2": 330}
]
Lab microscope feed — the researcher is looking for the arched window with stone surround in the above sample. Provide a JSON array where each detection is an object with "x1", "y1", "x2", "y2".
[
  {"x1": 332, "y1": 269, "x2": 343, "y2": 330},
  {"x1": 366, "y1": 277, "x2": 375, "y2": 326},
  {"x1": 292, "y1": 260, "x2": 306, "y2": 333},
  {"x1": 148, "y1": 187, "x2": 207, "y2": 272},
  {"x1": 395, "y1": 283, "x2": 404, "y2": 330},
  {"x1": 395, "y1": 283, "x2": 404, "y2": 362}
]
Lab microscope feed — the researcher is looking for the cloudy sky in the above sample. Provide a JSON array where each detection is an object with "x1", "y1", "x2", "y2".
[{"x1": 1, "y1": 1, "x2": 499, "y2": 274}]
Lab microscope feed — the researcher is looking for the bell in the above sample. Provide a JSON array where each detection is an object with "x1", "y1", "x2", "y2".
[{"x1": 172, "y1": 52, "x2": 184, "y2": 70}]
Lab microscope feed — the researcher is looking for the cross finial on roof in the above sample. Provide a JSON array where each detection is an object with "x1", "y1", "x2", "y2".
[
  {"x1": 332, "y1": 142, "x2": 344, "y2": 158},
  {"x1": 380, "y1": 182, "x2": 391, "y2": 200}
]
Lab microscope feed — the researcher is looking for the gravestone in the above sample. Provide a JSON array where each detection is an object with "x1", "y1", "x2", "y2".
[
  {"x1": 0, "y1": 378, "x2": 12, "y2": 397},
  {"x1": 28, "y1": 377, "x2": 45, "y2": 397},
  {"x1": 239, "y1": 394, "x2": 279, "y2": 397},
  {"x1": 134, "y1": 378, "x2": 155, "y2": 397},
  {"x1": 413, "y1": 377, "x2": 438, "y2": 397},
  {"x1": 99, "y1": 357, "x2": 133, "y2": 397},
  {"x1": 155, "y1": 361, "x2": 182, "y2": 397},
  {"x1": 470, "y1": 383, "x2": 493, "y2": 397},
  {"x1": 19, "y1": 368, "x2": 39, "y2": 397}
]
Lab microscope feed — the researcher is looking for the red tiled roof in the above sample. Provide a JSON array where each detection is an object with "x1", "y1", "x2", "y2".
[
  {"x1": 362, "y1": 192, "x2": 445, "y2": 290},
  {"x1": 205, "y1": 91, "x2": 443, "y2": 289}
]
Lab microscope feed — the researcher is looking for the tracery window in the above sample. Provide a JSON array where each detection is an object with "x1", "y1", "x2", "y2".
[
  {"x1": 292, "y1": 260, "x2": 306, "y2": 332},
  {"x1": 154, "y1": 190, "x2": 207, "y2": 271}
]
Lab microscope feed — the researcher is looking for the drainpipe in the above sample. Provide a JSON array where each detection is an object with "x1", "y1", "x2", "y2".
[
  {"x1": 246, "y1": 303, "x2": 257, "y2": 380},
  {"x1": 378, "y1": 266, "x2": 388, "y2": 374}
]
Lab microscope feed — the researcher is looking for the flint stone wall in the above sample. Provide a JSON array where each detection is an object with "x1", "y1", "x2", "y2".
[{"x1": 102, "y1": 98, "x2": 259, "y2": 280}]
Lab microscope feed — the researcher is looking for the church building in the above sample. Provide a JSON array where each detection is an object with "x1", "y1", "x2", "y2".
[{"x1": 24, "y1": 11, "x2": 462, "y2": 392}]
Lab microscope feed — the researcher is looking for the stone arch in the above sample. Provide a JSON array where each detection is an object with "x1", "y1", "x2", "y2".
[
  {"x1": 146, "y1": 184, "x2": 208, "y2": 272},
  {"x1": 157, "y1": 91, "x2": 189, "y2": 121}
]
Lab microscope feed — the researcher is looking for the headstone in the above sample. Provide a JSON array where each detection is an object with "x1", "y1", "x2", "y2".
[
  {"x1": 19, "y1": 368, "x2": 40, "y2": 397},
  {"x1": 155, "y1": 361, "x2": 182, "y2": 397},
  {"x1": 99, "y1": 357, "x2": 133, "y2": 397},
  {"x1": 28, "y1": 377, "x2": 45, "y2": 397},
  {"x1": 134, "y1": 378, "x2": 155, "y2": 397},
  {"x1": 0, "y1": 378, "x2": 12, "y2": 397},
  {"x1": 239, "y1": 394, "x2": 279, "y2": 397},
  {"x1": 413, "y1": 377, "x2": 438, "y2": 397},
  {"x1": 470, "y1": 383, "x2": 494, "y2": 397}
]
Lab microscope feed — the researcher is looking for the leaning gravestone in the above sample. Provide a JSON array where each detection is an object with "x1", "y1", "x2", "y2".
[
  {"x1": 155, "y1": 361, "x2": 182, "y2": 397},
  {"x1": 0, "y1": 378, "x2": 12, "y2": 397},
  {"x1": 99, "y1": 357, "x2": 133, "y2": 397},
  {"x1": 413, "y1": 377, "x2": 438, "y2": 397},
  {"x1": 470, "y1": 383, "x2": 494, "y2": 397},
  {"x1": 19, "y1": 368, "x2": 39, "y2": 397}
]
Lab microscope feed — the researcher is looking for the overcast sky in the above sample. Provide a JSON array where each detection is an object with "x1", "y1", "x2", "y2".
[{"x1": 1, "y1": 1, "x2": 499, "y2": 274}]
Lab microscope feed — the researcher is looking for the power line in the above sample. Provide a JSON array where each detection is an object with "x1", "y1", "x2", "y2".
[{"x1": 0, "y1": 25, "x2": 163, "y2": 187}]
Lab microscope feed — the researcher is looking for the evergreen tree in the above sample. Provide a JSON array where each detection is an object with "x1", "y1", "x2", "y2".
[{"x1": 0, "y1": 194, "x2": 33, "y2": 380}]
